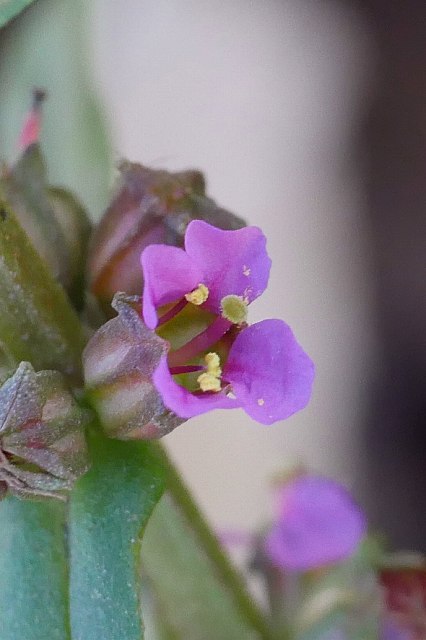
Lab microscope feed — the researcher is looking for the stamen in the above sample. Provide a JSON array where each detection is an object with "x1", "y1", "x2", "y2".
[
  {"x1": 257, "y1": 398, "x2": 265, "y2": 406},
  {"x1": 157, "y1": 298, "x2": 188, "y2": 326},
  {"x1": 197, "y1": 352, "x2": 222, "y2": 393},
  {"x1": 220, "y1": 295, "x2": 248, "y2": 325},
  {"x1": 168, "y1": 317, "x2": 232, "y2": 368},
  {"x1": 204, "y1": 352, "x2": 222, "y2": 378},
  {"x1": 169, "y1": 365, "x2": 204, "y2": 375},
  {"x1": 185, "y1": 283, "x2": 209, "y2": 306},
  {"x1": 197, "y1": 373, "x2": 221, "y2": 392}
]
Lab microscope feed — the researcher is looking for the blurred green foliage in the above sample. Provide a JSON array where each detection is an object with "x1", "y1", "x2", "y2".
[
  {"x1": 0, "y1": 0, "x2": 36, "y2": 28},
  {"x1": 0, "y1": 0, "x2": 111, "y2": 220}
]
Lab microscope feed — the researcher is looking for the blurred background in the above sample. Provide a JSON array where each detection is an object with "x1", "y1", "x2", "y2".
[{"x1": 0, "y1": 0, "x2": 424, "y2": 553}]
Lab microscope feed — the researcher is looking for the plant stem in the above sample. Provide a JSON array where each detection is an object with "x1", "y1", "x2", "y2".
[{"x1": 151, "y1": 442, "x2": 277, "y2": 640}]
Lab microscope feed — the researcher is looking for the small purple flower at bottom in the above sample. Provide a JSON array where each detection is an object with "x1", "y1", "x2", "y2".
[
  {"x1": 265, "y1": 475, "x2": 367, "y2": 571},
  {"x1": 140, "y1": 220, "x2": 314, "y2": 425},
  {"x1": 380, "y1": 619, "x2": 411, "y2": 640}
]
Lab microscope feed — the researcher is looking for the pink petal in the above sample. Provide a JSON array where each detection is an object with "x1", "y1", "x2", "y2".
[
  {"x1": 223, "y1": 319, "x2": 314, "y2": 425},
  {"x1": 141, "y1": 245, "x2": 203, "y2": 329},
  {"x1": 185, "y1": 220, "x2": 271, "y2": 312}
]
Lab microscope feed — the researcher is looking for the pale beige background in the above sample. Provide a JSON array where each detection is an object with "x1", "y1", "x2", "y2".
[{"x1": 90, "y1": 0, "x2": 378, "y2": 534}]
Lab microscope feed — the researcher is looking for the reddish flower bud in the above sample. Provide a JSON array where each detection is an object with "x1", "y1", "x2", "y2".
[
  {"x1": 0, "y1": 91, "x2": 91, "y2": 308},
  {"x1": 18, "y1": 88, "x2": 46, "y2": 151},
  {"x1": 380, "y1": 559, "x2": 426, "y2": 640},
  {"x1": 87, "y1": 161, "x2": 245, "y2": 312}
]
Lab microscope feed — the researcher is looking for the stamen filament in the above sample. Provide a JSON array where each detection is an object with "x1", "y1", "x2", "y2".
[
  {"x1": 169, "y1": 365, "x2": 204, "y2": 375},
  {"x1": 168, "y1": 317, "x2": 232, "y2": 368},
  {"x1": 157, "y1": 299, "x2": 188, "y2": 327}
]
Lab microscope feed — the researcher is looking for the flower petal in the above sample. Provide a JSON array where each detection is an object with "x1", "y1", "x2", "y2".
[
  {"x1": 185, "y1": 220, "x2": 271, "y2": 312},
  {"x1": 153, "y1": 355, "x2": 238, "y2": 418},
  {"x1": 141, "y1": 245, "x2": 203, "y2": 328},
  {"x1": 265, "y1": 476, "x2": 367, "y2": 571},
  {"x1": 223, "y1": 319, "x2": 314, "y2": 425}
]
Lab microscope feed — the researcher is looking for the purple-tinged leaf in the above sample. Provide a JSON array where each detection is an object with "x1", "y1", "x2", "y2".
[{"x1": 0, "y1": 362, "x2": 89, "y2": 499}]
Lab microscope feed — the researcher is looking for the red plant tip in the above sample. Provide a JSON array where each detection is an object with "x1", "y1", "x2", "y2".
[
  {"x1": 18, "y1": 88, "x2": 47, "y2": 151},
  {"x1": 32, "y1": 87, "x2": 47, "y2": 108}
]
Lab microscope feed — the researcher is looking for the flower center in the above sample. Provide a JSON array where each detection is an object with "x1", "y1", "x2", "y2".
[
  {"x1": 185, "y1": 283, "x2": 209, "y2": 305},
  {"x1": 197, "y1": 352, "x2": 222, "y2": 392},
  {"x1": 220, "y1": 295, "x2": 248, "y2": 325}
]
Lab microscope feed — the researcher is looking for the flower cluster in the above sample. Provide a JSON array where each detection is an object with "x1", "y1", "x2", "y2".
[{"x1": 139, "y1": 219, "x2": 314, "y2": 425}]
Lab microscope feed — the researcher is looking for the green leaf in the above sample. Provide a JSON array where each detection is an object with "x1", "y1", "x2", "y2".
[
  {"x1": 47, "y1": 186, "x2": 92, "y2": 308},
  {"x1": 142, "y1": 496, "x2": 263, "y2": 640},
  {"x1": 142, "y1": 447, "x2": 275, "y2": 640},
  {"x1": 0, "y1": 199, "x2": 84, "y2": 381},
  {"x1": 0, "y1": 0, "x2": 36, "y2": 29},
  {"x1": 0, "y1": 498, "x2": 71, "y2": 640},
  {"x1": 68, "y1": 434, "x2": 273, "y2": 640},
  {"x1": 69, "y1": 430, "x2": 166, "y2": 640}
]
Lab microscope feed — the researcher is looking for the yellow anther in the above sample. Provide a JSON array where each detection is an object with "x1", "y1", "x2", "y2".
[
  {"x1": 204, "y1": 352, "x2": 222, "y2": 378},
  {"x1": 220, "y1": 294, "x2": 248, "y2": 325},
  {"x1": 185, "y1": 283, "x2": 209, "y2": 305},
  {"x1": 197, "y1": 372, "x2": 221, "y2": 392},
  {"x1": 197, "y1": 352, "x2": 222, "y2": 392},
  {"x1": 257, "y1": 398, "x2": 265, "y2": 406}
]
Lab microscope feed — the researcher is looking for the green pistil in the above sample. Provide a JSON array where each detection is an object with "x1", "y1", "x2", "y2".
[{"x1": 220, "y1": 295, "x2": 248, "y2": 325}]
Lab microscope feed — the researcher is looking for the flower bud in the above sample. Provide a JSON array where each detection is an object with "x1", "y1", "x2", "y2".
[
  {"x1": 0, "y1": 90, "x2": 91, "y2": 307},
  {"x1": 83, "y1": 293, "x2": 184, "y2": 439},
  {"x1": 0, "y1": 362, "x2": 90, "y2": 500},
  {"x1": 380, "y1": 557, "x2": 426, "y2": 639},
  {"x1": 87, "y1": 161, "x2": 246, "y2": 312}
]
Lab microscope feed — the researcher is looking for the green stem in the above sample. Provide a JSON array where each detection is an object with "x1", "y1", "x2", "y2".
[{"x1": 147, "y1": 443, "x2": 277, "y2": 640}]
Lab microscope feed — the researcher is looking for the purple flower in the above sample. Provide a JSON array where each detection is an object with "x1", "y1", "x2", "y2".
[
  {"x1": 140, "y1": 220, "x2": 314, "y2": 425},
  {"x1": 265, "y1": 475, "x2": 367, "y2": 571},
  {"x1": 380, "y1": 619, "x2": 411, "y2": 640}
]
